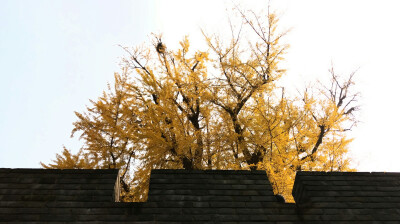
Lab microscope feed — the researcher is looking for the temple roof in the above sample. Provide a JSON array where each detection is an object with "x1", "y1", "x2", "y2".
[{"x1": 1, "y1": 168, "x2": 400, "y2": 223}]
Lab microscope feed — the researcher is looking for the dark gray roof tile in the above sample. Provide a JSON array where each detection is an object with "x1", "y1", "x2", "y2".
[
  {"x1": 4, "y1": 168, "x2": 400, "y2": 222},
  {"x1": 0, "y1": 168, "x2": 119, "y2": 204},
  {"x1": 293, "y1": 171, "x2": 400, "y2": 221}
]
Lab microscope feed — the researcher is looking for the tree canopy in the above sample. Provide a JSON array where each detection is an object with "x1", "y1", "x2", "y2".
[{"x1": 42, "y1": 6, "x2": 359, "y2": 202}]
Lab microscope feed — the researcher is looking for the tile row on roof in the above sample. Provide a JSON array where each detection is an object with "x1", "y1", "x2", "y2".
[
  {"x1": 293, "y1": 171, "x2": 400, "y2": 222},
  {"x1": 1, "y1": 168, "x2": 400, "y2": 223}
]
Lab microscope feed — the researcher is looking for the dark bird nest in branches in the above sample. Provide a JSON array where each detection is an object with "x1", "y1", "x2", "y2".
[{"x1": 156, "y1": 42, "x2": 166, "y2": 54}]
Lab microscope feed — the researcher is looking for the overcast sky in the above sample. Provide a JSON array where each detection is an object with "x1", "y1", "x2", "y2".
[{"x1": 1, "y1": 0, "x2": 400, "y2": 171}]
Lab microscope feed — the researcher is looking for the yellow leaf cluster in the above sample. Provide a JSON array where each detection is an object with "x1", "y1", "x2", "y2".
[{"x1": 42, "y1": 6, "x2": 359, "y2": 202}]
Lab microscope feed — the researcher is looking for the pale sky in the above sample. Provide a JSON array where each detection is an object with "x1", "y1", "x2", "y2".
[{"x1": 1, "y1": 0, "x2": 400, "y2": 172}]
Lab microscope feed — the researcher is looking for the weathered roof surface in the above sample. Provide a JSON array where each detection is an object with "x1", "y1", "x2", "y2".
[
  {"x1": 293, "y1": 171, "x2": 400, "y2": 222},
  {"x1": 144, "y1": 169, "x2": 299, "y2": 223},
  {"x1": 2, "y1": 169, "x2": 400, "y2": 223},
  {"x1": 0, "y1": 168, "x2": 299, "y2": 223},
  {"x1": 0, "y1": 168, "x2": 126, "y2": 223},
  {"x1": 0, "y1": 168, "x2": 119, "y2": 203}
]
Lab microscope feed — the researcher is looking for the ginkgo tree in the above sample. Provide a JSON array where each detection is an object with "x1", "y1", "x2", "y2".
[{"x1": 42, "y1": 6, "x2": 359, "y2": 202}]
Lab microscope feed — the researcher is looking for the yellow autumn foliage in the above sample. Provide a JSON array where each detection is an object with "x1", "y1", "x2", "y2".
[{"x1": 42, "y1": 6, "x2": 359, "y2": 202}]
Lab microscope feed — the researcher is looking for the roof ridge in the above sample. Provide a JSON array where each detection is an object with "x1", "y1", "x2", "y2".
[
  {"x1": 151, "y1": 169, "x2": 266, "y2": 175},
  {"x1": 296, "y1": 171, "x2": 400, "y2": 176},
  {"x1": 0, "y1": 168, "x2": 119, "y2": 174}
]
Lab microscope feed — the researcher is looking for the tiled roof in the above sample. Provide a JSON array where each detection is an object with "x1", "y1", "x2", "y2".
[
  {"x1": 1, "y1": 168, "x2": 400, "y2": 223},
  {"x1": 0, "y1": 168, "x2": 298, "y2": 223},
  {"x1": 0, "y1": 169, "x2": 125, "y2": 223},
  {"x1": 293, "y1": 171, "x2": 400, "y2": 222},
  {"x1": 145, "y1": 169, "x2": 299, "y2": 223},
  {"x1": 0, "y1": 168, "x2": 119, "y2": 203}
]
